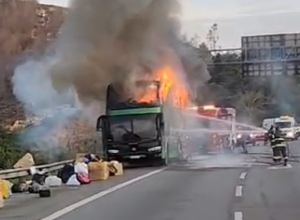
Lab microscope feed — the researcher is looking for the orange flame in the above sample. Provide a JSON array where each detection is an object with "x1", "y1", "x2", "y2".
[{"x1": 138, "y1": 66, "x2": 190, "y2": 109}]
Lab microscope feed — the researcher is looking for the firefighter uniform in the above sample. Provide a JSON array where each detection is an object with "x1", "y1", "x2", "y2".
[{"x1": 271, "y1": 128, "x2": 288, "y2": 165}]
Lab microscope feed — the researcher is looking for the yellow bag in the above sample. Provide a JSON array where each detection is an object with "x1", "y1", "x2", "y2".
[
  {"x1": 108, "y1": 161, "x2": 123, "y2": 176},
  {"x1": 1, "y1": 180, "x2": 12, "y2": 199},
  {"x1": 88, "y1": 162, "x2": 109, "y2": 181}
]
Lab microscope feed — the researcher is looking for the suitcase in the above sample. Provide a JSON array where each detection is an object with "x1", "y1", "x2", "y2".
[
  {"x1": 88, "y1": 162, "x2": 109, "y2": 181},
  {"x1": 108, "y1": 161, "x2": 123, "y2": 176},
  {"x1": 39, "y1": 189, "x2": 51, "y2": 197},
  {"x1": 39, "y1": 186, "x2": 51, "y2": 197}
]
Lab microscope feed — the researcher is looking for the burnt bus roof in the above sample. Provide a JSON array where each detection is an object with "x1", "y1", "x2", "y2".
[{"x1": 106, "y1": 83, "x2": 161, "y2": 110}]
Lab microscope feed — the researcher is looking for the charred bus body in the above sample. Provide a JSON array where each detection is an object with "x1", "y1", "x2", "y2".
[{"x1": 97, "y1": 81, "x2": 169, "y2": 165}]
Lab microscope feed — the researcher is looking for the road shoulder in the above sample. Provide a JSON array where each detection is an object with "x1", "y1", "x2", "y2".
[{"x1": 0, "y1": 168, "x2": 158, "y2": 220}]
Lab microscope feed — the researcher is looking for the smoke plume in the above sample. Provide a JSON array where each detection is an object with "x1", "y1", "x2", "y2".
[{"x1": 12, "y1": 0, "x2": 209, "y2": 151}]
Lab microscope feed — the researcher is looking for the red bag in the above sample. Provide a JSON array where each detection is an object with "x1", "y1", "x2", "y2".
[{"x1": 76, "y1": 173, "x2": 91, "y2": 184}]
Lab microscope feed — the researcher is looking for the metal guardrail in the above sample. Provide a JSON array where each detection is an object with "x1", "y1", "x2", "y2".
[{"x1": 0, "y1": 160, "x2": 73, "y2": 179}]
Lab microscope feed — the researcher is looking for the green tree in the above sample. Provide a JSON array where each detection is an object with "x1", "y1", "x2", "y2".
[
  {"x1": 198, "y1": 42, "x2": 212, "y2": 64},
  {"x1": 0, "y1": 128, "x2": 25, "y2": 169},
  {"x1": 235, "y1": 91, "x2": 270, "y2": 123}
]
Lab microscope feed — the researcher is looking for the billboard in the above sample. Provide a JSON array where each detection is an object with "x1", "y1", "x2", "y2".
[{"x1": 241, "y1": 33, "x2": 300, "y2": 76}]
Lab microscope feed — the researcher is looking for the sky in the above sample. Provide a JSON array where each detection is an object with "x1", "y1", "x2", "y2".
[{"x1": 39, "y1": 0, "x2": 300, "y2": 48}]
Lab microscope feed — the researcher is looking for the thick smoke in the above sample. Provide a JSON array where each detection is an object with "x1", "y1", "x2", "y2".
[
  {"x1": 48, "y1": 0, "x2": 189, "y2": 105},
  {"x1": 250, "y1": 74, "x2": 299, "y2": 118},
  {"x1": 269, "y1": 76, "x2": 298, "y2": 116},
  {"x1": 12, "y1": 0, "x2": 209, "y2": 151}
]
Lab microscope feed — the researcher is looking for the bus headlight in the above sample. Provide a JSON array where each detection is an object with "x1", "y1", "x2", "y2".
[
  {"x1": 108, "y1": 149, "x2": 119, "y2": 153},
  {"x1": 237, "y1": 134, "x2": 242, "y2": 139},
  {"x1": 148, "y1": 146, "x2": 162, "y2": 152}
]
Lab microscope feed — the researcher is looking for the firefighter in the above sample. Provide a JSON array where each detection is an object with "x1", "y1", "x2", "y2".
[
  {"x1": 271, "y1": 126, "x2": 288, "y2": 166},
  {"x1": 236, "y1": 134, "x2": 248, "y2": 154}
]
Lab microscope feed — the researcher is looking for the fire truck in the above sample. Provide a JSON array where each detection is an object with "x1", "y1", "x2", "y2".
[{"x1": 196, "y1": 105, "x2": 236, "y2": 153}]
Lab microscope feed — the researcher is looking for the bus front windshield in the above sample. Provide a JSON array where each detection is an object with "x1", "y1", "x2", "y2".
[{"x1": 109, "y1": 114, "x2": 158, "y2": 141}]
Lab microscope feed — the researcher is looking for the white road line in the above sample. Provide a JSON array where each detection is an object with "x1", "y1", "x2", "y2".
[
  {"x1": 235, "y1": 185, "x2": 243, "y2": 197},
  {"x1": 39, "y1": 168, "x2": 166, "y2": 220},
  {"x1": 239, "y1": 172, "x2": 247, "y2": 180},
  {"x1": 234, "y1": 211, "x2": 243, "y2": 220}
]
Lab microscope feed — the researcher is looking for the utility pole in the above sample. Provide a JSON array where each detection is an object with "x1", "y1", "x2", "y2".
[{"x1": 206, "y1": 23, "x2": 219, "y2": 50}]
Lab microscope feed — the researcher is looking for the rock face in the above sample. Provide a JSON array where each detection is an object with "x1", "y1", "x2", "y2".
[
  {"x1": 13, "y1": 152, "x2": 35, "y2": 168},
  {"x1": 0, "y1": 1, "x2": 66, "y2": 126},
  {"x1": 0, "y1": 2, "x2": 101, "y2": 155}
]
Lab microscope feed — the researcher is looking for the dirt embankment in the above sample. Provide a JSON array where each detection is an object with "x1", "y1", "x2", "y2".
[
  {"x1": 0, "y1": 2, "x2": 101, "y2": 156},
  {"x1": 0, "y1": 0, "x2": 66, "y2": 126}
]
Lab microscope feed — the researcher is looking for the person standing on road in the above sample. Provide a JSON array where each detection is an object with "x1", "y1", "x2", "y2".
[
  {"x1": 271, "y1": 126, "x2": 288, "y2": 166},
  {"x1": 235, "y1": 134, "x2": 248, "y2": 154}
]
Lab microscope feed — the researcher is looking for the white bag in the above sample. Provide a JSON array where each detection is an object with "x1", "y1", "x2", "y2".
[
  {"x1": 74, "y1": 162, "x2": 88, "y2": 175},
  {"x1": 45, "y1": 176, "x2": 62, "y2": 187},
  {"x1": 66, "y1": 174, "x2": 81, "y2": 186}
]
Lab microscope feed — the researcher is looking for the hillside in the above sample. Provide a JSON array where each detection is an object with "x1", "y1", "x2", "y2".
[{"x1": 0, "y1": 0, "x2": 66, "y2": 126}]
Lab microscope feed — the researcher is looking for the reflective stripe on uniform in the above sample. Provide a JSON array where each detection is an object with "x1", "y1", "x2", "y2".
[
  {"x1": 272, "y1": 145, "x2": 286, "y2": 148},
  {"x1": 273, "y1": 156, "x2": 282, "y2": 159},
  {"x1": 271, "y1": 138, "x2": 284, "y2": 144}
]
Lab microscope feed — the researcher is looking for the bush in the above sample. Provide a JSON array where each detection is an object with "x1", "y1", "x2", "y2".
[{"x1": 0, "y1": 128, "x2": 25, "y2": 169}]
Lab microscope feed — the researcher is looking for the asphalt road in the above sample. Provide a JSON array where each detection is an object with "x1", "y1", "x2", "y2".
[
  {"x1": 237, "y1": 140, "x2": 300, "y2": 220},
  {"x1": 0, "y1": 168, "x2": 158, "y2": 220},
  {"x1": 2, "y1": 141, "x2": 300, "y2": 220}
]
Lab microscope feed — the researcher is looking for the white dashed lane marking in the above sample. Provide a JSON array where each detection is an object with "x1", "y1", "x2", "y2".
[
  {"x1": 239, "y1": 172, "x2": 247, "y2": 180},
  {"x1": 235, "y1": 185, "x2": 243, "y2": 197},
  {"x1": 234, "y1": 211, "x2": 243, "y2": 220}
]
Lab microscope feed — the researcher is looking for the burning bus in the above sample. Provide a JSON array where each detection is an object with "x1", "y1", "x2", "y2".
[{"x1": 96, "y1": 66, "x2": 190, "y2": 165}]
